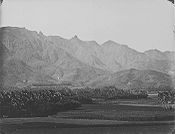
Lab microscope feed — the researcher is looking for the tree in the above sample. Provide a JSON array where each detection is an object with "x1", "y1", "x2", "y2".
[{"x1": 158, "y1": 91, "x2": 175, "y2": 110}]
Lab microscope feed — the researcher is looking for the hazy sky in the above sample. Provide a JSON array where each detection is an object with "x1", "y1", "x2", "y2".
[{"x1": 0, "y1": 0, "x2": 174, "y2": 52}]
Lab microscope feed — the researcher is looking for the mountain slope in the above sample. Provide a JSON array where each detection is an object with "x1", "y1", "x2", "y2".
[
  {"x1": 0, "y1": 27, "x2": 107, "y2": 87},
  {"x1": 48, "y1": 35, "x2": 107, "y2": 70},
  {"x1": 0, "y1": 26, "x2": 174, "y2": 89},
  {"x1": 49, "y1": 35, "x2": 174, "y2": 73},
  {"x1": 87, "y1": 69, "x2": 173, "y2": 90}
]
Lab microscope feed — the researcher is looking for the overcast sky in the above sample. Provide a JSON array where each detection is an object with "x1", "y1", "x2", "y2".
[{"x1": 0, "y1": 0, "x2": 174, "y2": 52}]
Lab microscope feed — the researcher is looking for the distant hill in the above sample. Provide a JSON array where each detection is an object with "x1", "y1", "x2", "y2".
[
  {"x1": 0, "y1": 27, "x2": 174, "y2": 90},
  {"x1": 87, "y1": 69, "x2": 173, "y2": 91}
]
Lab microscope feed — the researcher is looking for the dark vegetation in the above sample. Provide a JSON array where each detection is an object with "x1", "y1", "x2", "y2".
[
  {"x1": 0, "y1": 87, "x2": 83, "y2": 117},
  {"x1": 0, "y1": 85, "x2": 174, "y2": 120},
  {"x1": 0, "y1": 86, "x2": 148, "y2": 118},
  {"x1": 57, "y1": 88, "x2": 175, "y2": 122},
  {"x1": 158, "y1": 91, "x2": 175, "y2": 104},
  {"x1": 74, "y1": 86, "x2": 148, "y2": 100},
  {"x1": 56, "y1": 103, "x2": 175, "y2": 121},
  {"x1": 158, "y1": 91, "x2": 175, "y2": 110},
  {"x1": 168, "y1": 0, "x2": 174, "y2": 3}
]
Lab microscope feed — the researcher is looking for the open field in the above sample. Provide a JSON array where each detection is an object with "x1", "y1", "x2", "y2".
[
  {"x1": 55, "y1": 101, "x2": 175, "y2": 121},
  {"x1": 1, "y1": 117, "x2": 175, "y2": 134},
  {"x1": 53, "y1": 96, "x2": 174, "y2": 121},
  {"x1": 111, "y1": 95, "x2": 160, "y2": 105},
  {"x1": 1, "y1": 98, "x2": 175, "y2": 134},
  {"x1": 3, "y1": 125, "x2": 174, "y2": 134}
]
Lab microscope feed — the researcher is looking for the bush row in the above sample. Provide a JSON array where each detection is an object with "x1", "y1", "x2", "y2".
[
  {"x1": 0, "y1": 86, "x2": 148, "y2": 117},
  {"x1": 0, "y1": 87, "x2": 93, "y2": 117},
  {"x1": 158, "y1": 91, "x2": 175, "y2": 104},
  {"x1": 73, "y1": 86, "x2": 148, "y2": 100}
]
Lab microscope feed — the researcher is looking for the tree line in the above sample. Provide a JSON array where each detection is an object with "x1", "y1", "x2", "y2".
[
  {"x1": 74, "y1": 86, "x2": 148, "y2": 100},
  {"x1": 158, "y1": 91, "x2": 175, "y2": 103},
  {"x1": 0, "y1": 87, "x2": 93, "y2": 118},
  {"x1": 0, "y1": 86, "x2": 149, "y2": 118}
]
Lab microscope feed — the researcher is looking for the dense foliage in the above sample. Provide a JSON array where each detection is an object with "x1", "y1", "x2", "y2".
[
  {"x1": 74, "y1": 86, "x2": 148, "y2": 100},
  {"x1": 0, "y1": 87, "x2": 85, "y2": 117},
  {"x1": 158, "y1": 91, "x2": 175, "y2": 104},
  {"x1": 0, "y1": 86, "x2": 149, "y2": 118}
]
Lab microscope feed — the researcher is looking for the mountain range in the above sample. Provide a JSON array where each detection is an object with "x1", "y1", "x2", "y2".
[{"x1": 0, "y1": 27, "x2": 174, "y2": 90}]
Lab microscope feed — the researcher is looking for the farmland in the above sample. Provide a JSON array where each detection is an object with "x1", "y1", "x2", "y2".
[
  {"x1": 1, "y1": 90, "x2": 175, "y2": 134},
  {"x1": 1, "y1": 99, "x2": 175, "y2": 134},
  {"x1": 55, "y1": 100, "x2": 175, "y2": 121},
  {"x1": 0, "y1": 86, "x2": 175, "y2": 122}
]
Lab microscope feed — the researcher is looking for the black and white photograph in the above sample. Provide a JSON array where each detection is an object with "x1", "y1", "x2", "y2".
[{"x1": 0, "y1": 0, "x2": 175, "y2": 134}]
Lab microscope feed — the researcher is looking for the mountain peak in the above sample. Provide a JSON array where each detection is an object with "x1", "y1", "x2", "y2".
[
  {"x1": 1, "y1": 26, "x2": 174, "y2": 88},
  {"x1": 74, "y1": 35, "x2": 78, "y2": 38},
  {"x1": 70, "y1": 35, "x2": 82, "y2": 42},
  {"x1": 104, "y1": 40, "x2": 117, "y2": 44},
  {"x1": 144, "y1": 49, "x2": 162, "y2": 53},
  {"x1": 102, "y1": 40, "x2": 120, "y2": 47},
  {"x1": 39, "y1": 31, "x2": 44, "y2": 35},
  {"x1": 102, "y1": 40, "x2": 131, "y2": 50},
  {"x1": 72, "y1": 35, "x2": 79, "y2": 40}
]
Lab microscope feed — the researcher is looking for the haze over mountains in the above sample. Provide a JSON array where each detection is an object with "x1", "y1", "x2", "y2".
[{"x1": 0, "y1": 27, "x2": 175, "y2": 90}]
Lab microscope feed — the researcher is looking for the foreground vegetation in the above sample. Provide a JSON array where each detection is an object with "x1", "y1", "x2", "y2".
[
  {"x1": 0, "y1": 85, "x2": 174, "y2": 119},
  {"x1": 0, "y1": 86, "x2": 149, "y2": 118},
  {"x1": 0, "y1": 88, "x2": 82, "y2": 117},
  {"x1": 158, "y1": 91, "x2": 175, "y2": 104},
  {"x1": 74, "y1": 86, "x2": 148, "y2": 100},
  {"x1": 56, "y1": 103, "x2": 175, "y2": 121}
]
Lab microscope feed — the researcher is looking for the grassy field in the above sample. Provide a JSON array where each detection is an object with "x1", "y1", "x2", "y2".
[
  {"x1": 110, "y1": 96, "x2": 160, "y2": 105},
  {"x1": 1, "y1": 98, "x2": 175, "y2": 134},
  {"x1": 55, "y1": 97, "x2": 175, "y2": 121},
  {"x1": 1, "y1": 117, "x2": 175, "y2": 134}
]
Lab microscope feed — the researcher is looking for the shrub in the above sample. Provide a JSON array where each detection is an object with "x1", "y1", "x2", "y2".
[
  {"x1": 0, "y1": 88, "x2": 82, "y2": 118},
  {"x1": 73, "y1": 86, "x2": 148, "y2": 100}
]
